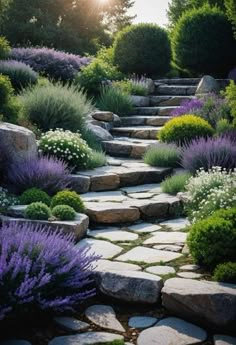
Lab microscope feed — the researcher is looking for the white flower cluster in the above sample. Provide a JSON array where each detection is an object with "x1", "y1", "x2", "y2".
[
  {"x1": 185, "y1": 167, "x2": 236, "y2": 221},
  {"x1": 39, "y1": 129, "x2": 92, "y2": 169},
  {"x1": 0, "y1": 187, "x2": 19, "y2": 211}
]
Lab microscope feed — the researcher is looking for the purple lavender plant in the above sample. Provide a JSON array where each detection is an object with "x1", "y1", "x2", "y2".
[
  {"x1": 7, "y1": 155, "x2": 72, "y2": 195},
  {"x1": 0, "y1": 223, "x2": 97, "y2": 320},
  {"x1": 181, "y1": 136, "x2": 236, "y2": 173},
  {"x1": 171, "y1": 98, "x2": 204, "y2": 116},
  {"x1": 10, "y1": 47, "x2": 90, "y2": 82}
]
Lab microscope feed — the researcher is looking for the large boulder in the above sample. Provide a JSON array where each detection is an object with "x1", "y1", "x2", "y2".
[
  {"x1": 87, "y1": 124, "x2": 113, "y2": 142},
  {"x1": 196, "y1": 75, "x2": 220, "y2": 95},
  {"x1": 0, "y1": 122, "x2": 37, "y2": 163},
  {"x1": 162, "y1": 278, "x2": 236, "y2": 332}
]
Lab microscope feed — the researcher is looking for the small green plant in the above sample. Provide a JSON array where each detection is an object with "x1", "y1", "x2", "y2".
[
  {"x1": 161, "y1": 173, "x2": 191, "y2": 195},
  {"x1": 0, "y1": 74, "x2": 21, "y2": 123},
  {"x1": 0, "y1": 36, "x2": 11, "y2": 60},
  {"x1": 159, "y1": 114, "x2": 214, "y2": 145},
  {"x1": 144, "y1": 143, "x2": 180, "y2": 168},
  {"x1": 75, "y1": 58, "x2": 122, "y2": 95},
  {"x1": 112, "y1": 77, "x2": 149, "y2": 96},
  {"x1": 25, "y1": 202, "x2": 51, "y2": 220},
  {"x1": 39, "y1": 129, "x2": 92, "y2": 170},
  {"x1": 187, "y1": 208, "x2": 236, "y2": 269},
  {"x1": 20, "y1": 188, "x2": 51, "y2": 206},
  {"x1": 213, "y1": 262, "x2": 236, "y2": 284},
  {"x1": 224, "y1": 80, "x2": 236, "y2": 126},
  {"x1": 97, "y1": 86, "x2": 133, "y2": 117},
  {"x1": 86, "y1": 150, "x2": 107, "y2": 169},
  {"x1": 216, "y1": 119, "x2": 235, "y2": 136},
  {"x1": 51, "y1": 190, "x2": 85, "y2": 213},
  {"x1": 52, "y1": 205, "x2": 76, "y2": 221}
]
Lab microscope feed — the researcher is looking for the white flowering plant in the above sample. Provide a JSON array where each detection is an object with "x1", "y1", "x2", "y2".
[
  {"x1": 0, "y1": 187, "x2": 19, "y2": 212},
  {"x1": 38, "y1": 129, "x2": 93, "y2": 170},
  {"x1": 185, "y1": 167, "x2": 236, "y2": 222}
]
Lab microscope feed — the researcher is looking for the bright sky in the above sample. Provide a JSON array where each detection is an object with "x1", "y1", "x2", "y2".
[{"x1": 128, "y1": 0, "x2": 170, "y2": 27}]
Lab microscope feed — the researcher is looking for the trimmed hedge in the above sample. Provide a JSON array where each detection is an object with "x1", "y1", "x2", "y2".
[{"x1": 113, "y1": 23, "x2": 171, "y2": 76}]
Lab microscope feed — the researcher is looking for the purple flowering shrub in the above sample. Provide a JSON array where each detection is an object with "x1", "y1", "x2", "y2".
[
  {"x1": 7, "y1": 155, "x2": 72, "y2": 195},
  {"x1": 0, "y1": 223, "x2": 97, "y2": 320},
  {"x1": 11, "y1": 47, "x2": 90, "y2": 82},
  {"x1": 172, "y1": 94, "x2": 232, "y2": 127},
  {"x1": 181, "y1": 136, "x2": 236, "y2": 173}
]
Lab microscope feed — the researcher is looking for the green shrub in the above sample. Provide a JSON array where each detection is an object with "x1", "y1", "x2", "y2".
[
  {"x1": 172, "y1": 6, "x2": 236, "y2": 75},
  {"x1": 0, "y1": 74, "x2": 20, "y2": 123},
  {"x1": 0, "y1": 36, "x2": 11, "y2": 60},
  {"x1": 159, "y1": 114, "x2": 214, "y2": 145},
  {"x1": 0, "y1": 60, "x2": 38, "y2": 92},
  {"x1": 20, "y1": 188, "x2": 51, "y2": 206},
  {"x1": 52, "y1": 204, "x2": 76, "y2": 221},
  {"x1": 161, "y1": 173, "x2": 191, "y2": 195},
  {"x1": 213, "y1": 262, "x2": 236, "y2": 283},
  {"x1": 188, "y1": 209, "x2": 236, "y2": 268},
  {"x1": 19, "y1": 82, "x2": 93, "y2": 132},
  {"x1": 113, "y1": 23, "x2": 171, "y2": 76},
  {"x1": 224, "y1": 81, "x2": 236, "y2": 126},
  {"x1": 185, "y1": 168, "x2": 236, "y2": 221},
  {"x1": 38, "y1": 129, "x2": 92, "y2": 170},
  {"x1": 144, "y1": 143, "x2": 181, "y2": 168},
  {"x1": 112, "y1": 77, "x2": 149, "y2": 96},
  {"x1": 25, "y1": 202, "x2": 51, "y2": 220},
  {"x1": 75, "y1": 59, "x2": 122, "y2": 96},
  {"x1": 86, "y1": 150, "x2": 107, "y2": 169},
  {"x1": 51, "y1": 190, "x2": 85, "y2": 213},
  {"x1": 97, "y1": 86, "x2": 133, "y2": 117},
  {"x1": 216, "y1": 119, "x2": 235, "y2": 135}
]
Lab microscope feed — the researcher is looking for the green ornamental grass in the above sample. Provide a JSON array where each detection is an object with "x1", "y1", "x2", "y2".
[
  {"x1": 161, "y1": 173, "x2": 191, "y2": 195},
  {"x1": 144, "y1": 143, "x2": 180, "y2": 168}
]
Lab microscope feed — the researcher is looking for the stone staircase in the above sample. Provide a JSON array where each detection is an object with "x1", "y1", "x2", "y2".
[{"x1": 104, "y1": 78, "x2": 199, "y2": 158}]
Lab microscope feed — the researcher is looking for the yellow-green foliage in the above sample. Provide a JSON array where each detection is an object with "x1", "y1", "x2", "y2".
[
  {"x1": 159, "y1": 114, "x2": 214, "y2": 145},
  {"x1": 51, "y1": 190, "x2": 85, "y2": 213},
  {"x1": 224, "y1": 81, "x2": 236, "y2": 126}
]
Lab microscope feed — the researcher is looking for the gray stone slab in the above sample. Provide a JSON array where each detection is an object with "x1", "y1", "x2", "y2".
[
  {"x1": 116, "y1": 246, "x2": 182, "y2": 264},
  {"x1": 159, "y1": 218, "x2": 190, "y2": 231},
  {"x1": 145, "y1": 266, "x2": 176, "y2": 276},
  {"x1": 121, "y1": 184, "x2": 162, "y2": 194},
  {"x1": 82, "y1": 191, "x2": 127, "y2": 203},
  {"x1": 179, "y1": 264, "x2": 200, "y2": 271},
  {"x1": 177, "y1": 272, "x2": 202, "y2": 279},
  {"x1": 96, "y1": 270, "x2": 163, "y2": 304},
  {"x1": 88, "y1": 228, "x2": 138, "y2": 242},
  {"x1": 128, "y1": 192, "x2": 155, "y2": 199},
  {"x1": 53, "y1": 317, "x2": 89, "y2": 331},
  {"x1": 69, "y1": 174, "x2": 90, "y2": 194},
  {"x1": 93, "y1": 259, "x2": 141, "y2": 272},
  {"x1": 76, "y1": 239, "x2": 123, "y2": 259},
  {"x1": 48, "y1": 332, "x2": 124, "y2": 345},
  {"x1": 144, "y1": 232, "x2": 187, "y2": 245},
  {"x1": 214, "y1": 335, "x2": 236, "y2": 345},
  {"x1": 85, "y1": 305, "x2": 125, "y2": 332},
  {"x1": 128, "y1": 223, "x2": 162, "y2": 233},
  {"x1": 128, "y1": 316, "x2": 158, "y2": 329},
  {"x1": 162, "y1": 278, "x2": 236, "y2": 331},
  {"x1": 154, "y1": 245, "x2": 182, "y2": 252},
  {"x1": 137, "y1": 317, "x2": 207, "y2": 345}
]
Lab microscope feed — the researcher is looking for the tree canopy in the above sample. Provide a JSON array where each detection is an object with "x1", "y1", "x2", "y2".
[
  {"x1": 225, "y1": 0, "x2": 236, "y2": 38},
  {"x1": 0, "y1": 0, "x2": 135, "y2": 54}
]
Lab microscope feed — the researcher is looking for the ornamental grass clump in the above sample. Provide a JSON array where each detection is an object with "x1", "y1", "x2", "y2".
[
  {"x1": 39, "y1": 129, "x2": 92, "y2": 170},
  {"x1": 144, "y1": 143, "x2": 181, "y2": 168},
  {"x1": 7, "y1": 155, "x2": 71, "y2": 195},
  {"x1": 0, "y1": 223, "x2": 97, "y2": 321},
  {"x1": 185, "y1": 167, "x2": 236, "y2": 222},
  {"x1": 161, "y1": 173, "x2": 191, "y2": 195},
  {"x1": 20, "y1": 83, "x2": 93, "y2": 132},
  {"x1": 181, "y1": 136, "x2": 236, "y2": 173},
  {"x1": 159, "y1": 114, "x2": 214, "y2": 145}
]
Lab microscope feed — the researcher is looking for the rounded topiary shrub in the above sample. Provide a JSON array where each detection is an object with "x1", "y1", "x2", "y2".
[
  {"x1": 172, "y1": 6, "x2": 236, "y2": 75},
  {"x1": 187, "y1": 208, "x2": 236, "y2": 269},
  {"x1": 20, "y1": 188, "x2": 51, "y2": 206},
  {"x1": 159, "y1": 114, "x2": 214, "y2": 145},
  {"x1": 213, "y1": 262, "x2": 236, "y2": 284},
  {"x1": 25, "y1": 202, "x2": 51, "y2": 220},
  {"x1": 52, "y1": 205, "x2": 76, "y2": 221},
  {"x1": 113, "y1": 23, "x2": 171, "y2": 76},
  {"x1": 51, "y1": 191, "x2": 85, "y2": 213}
]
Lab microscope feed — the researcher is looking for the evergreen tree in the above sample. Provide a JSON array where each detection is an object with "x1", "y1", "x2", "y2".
[{"x1": 225, "y1": 0, "x2": 236, "y2": 38}]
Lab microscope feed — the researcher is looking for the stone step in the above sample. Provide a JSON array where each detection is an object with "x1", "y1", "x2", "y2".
[
  {"x1": 120, "y1": 116, "x2": 170, "y2": 127},
  {"x1": 85, "y1": 193, "x2": 181, "y2": 224},
  {"x1": 75, "y1": 163, "x2": 171, "y2": 192},
  {"x1": 154, "y1": 78, "x2": 201, "y2": 86},
  {"x1": 133, "y1": 106, "x2": 178, "y2": 116},
  {"x1": 102, "y1": 138, "x2": 156, "y2": 158},
  {"x1": 111, "y1": 126, "x2": 162, "y2": 139},
  {"x1": 155, "y1": 85, "x2": 197, "y2": 96},
  {"x1": 149, "y1": 95, "x2": 195, "y2": 107}
]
